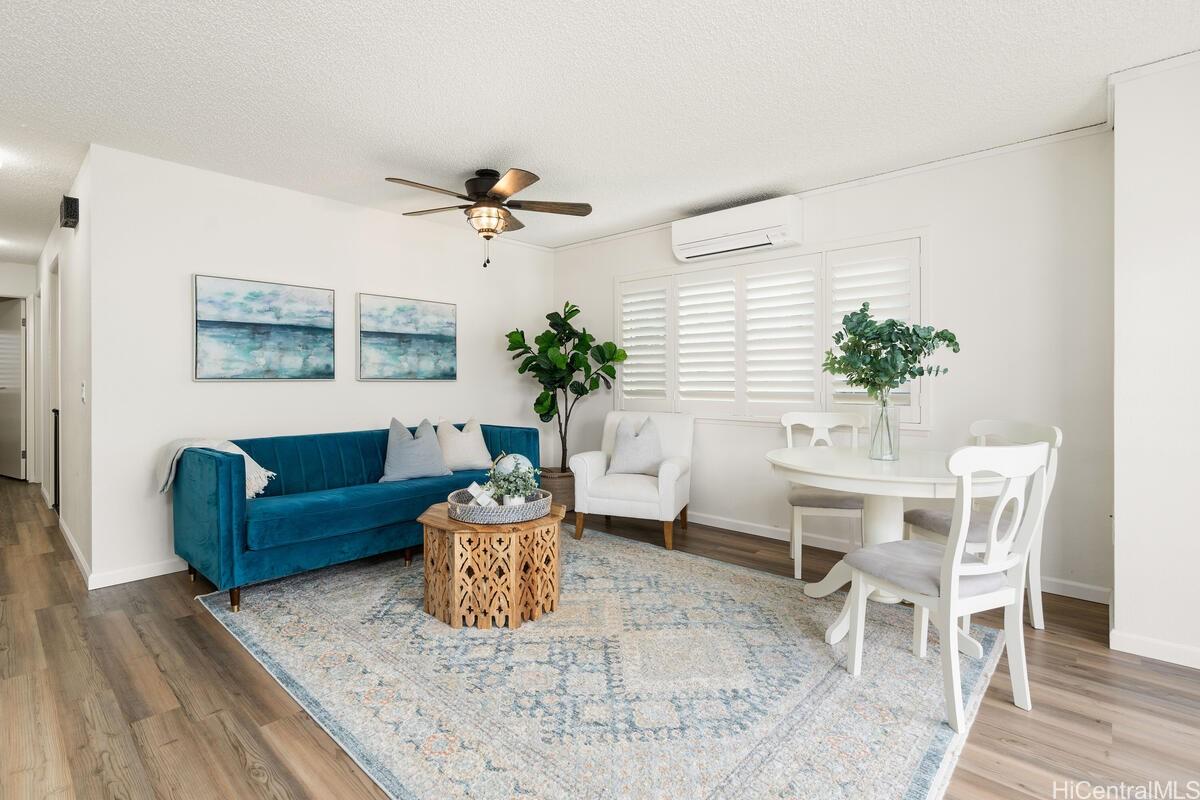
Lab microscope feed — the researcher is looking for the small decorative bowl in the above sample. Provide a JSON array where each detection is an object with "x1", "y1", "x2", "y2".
[{"x1": 447, "y1": 488, "x2": 553, "y2": 524}]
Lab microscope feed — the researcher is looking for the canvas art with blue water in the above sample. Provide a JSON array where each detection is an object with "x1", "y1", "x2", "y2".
[
  {"x1": 358, "y1": 293, "x2": 456, "y2": 380},
  {"x1": 194, "y1": 275, "x2": 335, "y2": 380}
]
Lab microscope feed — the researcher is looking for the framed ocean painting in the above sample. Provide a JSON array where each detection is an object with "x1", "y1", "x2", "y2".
[
  {"x1": 357, "y1": 293, "x2": 457, "y2": 380},
  {"x1": 194, "y1": 275, "x2": 335, "y2": 380}
]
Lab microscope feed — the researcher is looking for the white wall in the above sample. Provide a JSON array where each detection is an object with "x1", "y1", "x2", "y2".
[
  {"x1": 0, "y1": 262, "x2": 37, "y2": 296},
  {"x1": 1111, "y1": 56, "x2": 1200, "y2": 668},
  {"x1": 36, "y1": 152, "x2": 93, "y2": 573},
  {"x1": 81, "y1": 146, "x2": 554, "y2": 587},
  {"x1": 555, "y1": 131, "x2": 1115, "y2": 602}
]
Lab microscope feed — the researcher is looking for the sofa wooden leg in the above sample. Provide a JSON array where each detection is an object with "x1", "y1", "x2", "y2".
[
  {"x1": 662, "y1": 521, "x2": 674, "y2": 550},
  {"x1": 229, "y1": 588, "x2": 241, "y2": 613},
  {"x1": 574, "y1": 512, "x2": 585, "y2": 539},
  {"x1": 187, "y1": 564, "x2": 195, "y2": 582},
  {"x1": 403, "y1": 546, "x2": 413, "y2": 566},
  {"x1": 604, "y1": 515, "x2": 612, "y2": 526},
  {"x1": 680, "y1": 506, "x2": 688, "y2": 530}
]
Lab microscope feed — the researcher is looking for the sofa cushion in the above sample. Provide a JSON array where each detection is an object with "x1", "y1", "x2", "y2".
[
  {"x1": 231, "y1": 424, "x2": 539, "y2": 498},
  {"x1": 245, "y1": 470, "x2": 486, "y2": 550}
]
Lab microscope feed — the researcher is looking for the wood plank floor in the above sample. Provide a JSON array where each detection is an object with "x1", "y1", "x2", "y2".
[{"x1": 2, "y1": 478, "x2": 1197, "y2": 798}]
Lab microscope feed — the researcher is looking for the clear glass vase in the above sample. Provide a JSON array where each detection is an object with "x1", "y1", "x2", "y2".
[{"x1": 869, "y1": 392, "x2": 899, "y2": 461}]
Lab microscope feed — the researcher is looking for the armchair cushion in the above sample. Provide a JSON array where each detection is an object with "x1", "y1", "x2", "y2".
[{"x1": 588, "y1": 474, "x2": 660, "y2": 504}]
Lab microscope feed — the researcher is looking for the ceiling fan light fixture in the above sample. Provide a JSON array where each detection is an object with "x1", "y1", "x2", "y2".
[{"x1": 465, "y1": 203, "x2": 510, "y2": 239}]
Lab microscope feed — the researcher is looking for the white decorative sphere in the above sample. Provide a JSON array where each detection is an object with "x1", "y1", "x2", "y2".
[{"x1": 493, "y1": 453, "x2": 534, "y2": 475}]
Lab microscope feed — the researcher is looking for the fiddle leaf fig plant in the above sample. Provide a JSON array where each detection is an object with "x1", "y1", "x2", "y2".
[
  {"x1": 822, "y1": 302, "x2": 960, "y2": 397},
  {"x1": 506, "y1": 302, "x2": 627, "y2": 471}
]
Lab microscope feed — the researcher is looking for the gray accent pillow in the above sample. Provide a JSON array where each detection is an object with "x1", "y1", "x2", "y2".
[
  {"x1": 607, "y1": 417, "x2": 664, "y2": 476},
  {"x1": 380, "y1": 418, "x2": 451, "y2": 482}
]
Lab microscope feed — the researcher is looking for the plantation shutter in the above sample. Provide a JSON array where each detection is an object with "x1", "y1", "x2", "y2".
[
  {"x1": 744, "y1": 254, "x2": 822, "y2": 413},
  {"x1": 826, "y1": 238, "x2": 922, "y2": 422},
  {"x1": 675, "y1": 269, "x2": 738, "y2": 414},
  {"x1": 617, "y1": 277, "x2": 673, "y2": 411}
]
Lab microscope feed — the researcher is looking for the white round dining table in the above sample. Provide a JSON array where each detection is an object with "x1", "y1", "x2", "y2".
[{"x1": 765, "y1": 446, "x2": 1002, "y2": 644}]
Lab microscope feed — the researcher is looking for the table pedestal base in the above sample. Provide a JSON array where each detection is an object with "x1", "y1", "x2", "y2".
[{"x1": 860, "y1": 494, "x2": 903, "y2": 603}]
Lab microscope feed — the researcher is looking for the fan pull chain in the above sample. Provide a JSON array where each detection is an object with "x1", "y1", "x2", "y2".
[{"x1": 482, "y1": 238, "x2": 491, "y2": 269}]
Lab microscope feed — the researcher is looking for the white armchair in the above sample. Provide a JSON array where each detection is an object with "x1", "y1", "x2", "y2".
[{"x1": 569, "y1": 411, "x2": 695, "y2": 549}]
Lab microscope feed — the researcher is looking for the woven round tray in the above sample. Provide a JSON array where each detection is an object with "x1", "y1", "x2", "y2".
[{"x1": 447, "y1": 488, "x2": 553, "y2": 525}]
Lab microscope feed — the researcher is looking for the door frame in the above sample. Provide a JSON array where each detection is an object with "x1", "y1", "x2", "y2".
[{"x1": 0, "y1": 295, "x2": 27, "y2": 480}]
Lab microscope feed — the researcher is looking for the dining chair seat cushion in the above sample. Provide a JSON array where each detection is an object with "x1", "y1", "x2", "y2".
[
  {"x1": 904, "y1": 506, "x2": 1014, "y2": 544},
  {"x1": 787, "y1": 488, "x2": 864, "y2": 510},
  {"x1": 844, "y1": 540, "x2": 1007, "y2": 598}
]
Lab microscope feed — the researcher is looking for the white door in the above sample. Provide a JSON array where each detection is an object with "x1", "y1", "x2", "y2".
[{"x1": 0, "y1": 298, "x2": 25, "y2": 479}]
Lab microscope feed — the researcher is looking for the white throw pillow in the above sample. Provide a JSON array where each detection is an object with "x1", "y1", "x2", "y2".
[
  {"x1": 436, "y1": 418, "x2": 494, "y2": 471},
  {"x1": 607, "y1": 416, "x2": 664, "y2": 476}
]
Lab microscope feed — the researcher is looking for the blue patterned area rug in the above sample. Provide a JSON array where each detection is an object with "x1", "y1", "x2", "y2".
[{"x1": 200, "y1": 526, "x2": 1002, "y2": 800}]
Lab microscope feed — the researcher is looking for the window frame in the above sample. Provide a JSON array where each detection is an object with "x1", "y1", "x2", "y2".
[{"x1": 613, "y1": 230, "x2": 932, "y2": 429}]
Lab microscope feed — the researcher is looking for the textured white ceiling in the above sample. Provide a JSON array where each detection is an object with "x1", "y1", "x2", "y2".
[
  {"x1": 0, "y1": 122, "x2": 86, "y2": 263},
  {"x1": 1, "y1": 1, "x2": 1199, "y2": 260}
]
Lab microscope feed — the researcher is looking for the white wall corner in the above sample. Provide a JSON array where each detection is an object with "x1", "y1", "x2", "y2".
[
  {"x1": 56, "y1": 515, "x2": 91, "y2": 586},
  {"x1": 87, "y1": 556, "x2": 188, "y2": 591}
]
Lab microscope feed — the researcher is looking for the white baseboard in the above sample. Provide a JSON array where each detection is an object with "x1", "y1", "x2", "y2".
[
  {"x1": 688, "y1": 511, "x2": 791, "y2": 542},
  {"x1": 88, "y1": 556, "x2": 188, "y2": 591},
  {"x1": 56, "y1": 516, "x2": 92, "y2": 585},
  {"x1": 1039, "y1": 576, "x2": 1111, "y2": 605},
  {"x1": 1110, "y1": 628, "x2": 1200, "y2": 670},
  {"x1": 687, "y1": 510, "x2": 1112, "y2": 605},
  {"x1": 40, "y1": 484, "x2": 53, "y2": 510}
]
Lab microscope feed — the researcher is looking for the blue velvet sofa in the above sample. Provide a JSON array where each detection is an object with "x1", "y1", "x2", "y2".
[{"x1": 172, "y1": 424, "x2": 539, "y2": 610}]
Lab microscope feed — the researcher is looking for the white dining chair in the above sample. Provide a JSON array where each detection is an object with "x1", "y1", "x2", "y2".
[
  {"x1": 904, "y1": 420, "x2": 1061, "y2": 630},
  {"x1": 840, "y1": 441, "x2": 1051, "y2": 731},
  {"x1": 780, "y1": 411, "x2": 868, "y2": 580}
]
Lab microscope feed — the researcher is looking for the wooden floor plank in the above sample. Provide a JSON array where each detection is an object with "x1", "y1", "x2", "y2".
[
  {"x1": 0, "y1": 591, "x2": 47, "y2": 679},
  {"x1": 0, "y1": 477, "x2": 1196, "y2": 799},
  {"x1": 1, "y1": 670, "x2": 75, "y2": 798},
  {"x1": 131, "y1": 707, "x2": 243, "y2": 800},
  {"x1": 198, "y1": 708, "x2": 307, "y2": 800},
  {"x1": 259, "y1": 714, "x2": 386, "y2": 800},
  {"x1": 87, "y1": 610, "x2": 181, "y2": 722}
]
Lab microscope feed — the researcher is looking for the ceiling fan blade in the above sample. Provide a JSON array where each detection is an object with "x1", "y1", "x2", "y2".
[
  {"x1": 402, "y1": 204, "x2": 472, "y2": 216},
  {"x1": 386, "y1": 177, "x2": 472, "y2": 201},
  {"x1": 489, "y1": 168, "x2": 540, "y2": 199},
  {"x1": 504, "y1": 214, "x2": 526, "y2": 232},
  {"x1": 506, "y1": 200, "x2": 592, "y2": 216}
]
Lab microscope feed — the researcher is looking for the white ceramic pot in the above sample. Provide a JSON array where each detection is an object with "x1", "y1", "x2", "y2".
[{"x1": 502, "y1": 495, "x2": 526, "y2": 506}]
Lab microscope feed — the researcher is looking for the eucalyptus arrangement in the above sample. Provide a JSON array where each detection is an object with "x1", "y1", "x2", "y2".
[
  {"x1": 506, "y1": 302, "x2": 627, "y2": 507},
  {"x1": 485, "y1": 453, "x2": 541, "y2": 505},
  {"x1": 822, "y1": 302, "x2": 960, "y2": 460}
]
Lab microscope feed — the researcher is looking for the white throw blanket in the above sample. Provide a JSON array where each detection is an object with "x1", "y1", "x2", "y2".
[{"x1": 156, "y1": 439, "x2": 275, "y2": 499}]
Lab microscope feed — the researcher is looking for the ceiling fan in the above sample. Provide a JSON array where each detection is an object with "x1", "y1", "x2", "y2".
[{"x1": 386, "y1": 168, "x2": 592, "y2": 241}]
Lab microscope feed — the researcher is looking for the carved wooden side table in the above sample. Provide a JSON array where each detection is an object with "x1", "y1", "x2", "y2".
[{"x1": 419, "y1": 502, "x2": 565, "y2": 630}]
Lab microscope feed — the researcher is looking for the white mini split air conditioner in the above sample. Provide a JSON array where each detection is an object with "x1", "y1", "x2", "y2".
[{"x1": 670, "y1": 195, "x2": 803, "y2": 262}]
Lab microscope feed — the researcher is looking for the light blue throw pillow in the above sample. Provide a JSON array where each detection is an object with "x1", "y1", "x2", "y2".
[
  {"x1": 607, "y1": 416, "x2": 664, "y2": 476},
  {"x1": 380, "y1": 418, "x2": 451, "y2": 482}
]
